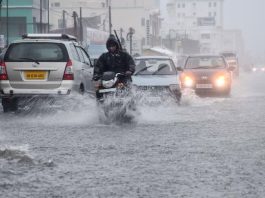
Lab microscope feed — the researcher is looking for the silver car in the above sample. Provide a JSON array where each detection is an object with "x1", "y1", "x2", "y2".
[
  {"x1": 132, "y1": 56, "x2": 182, "y2": 103},
  {"x1": 0, "y1": 34, "x2": 93, "y2": 112}
]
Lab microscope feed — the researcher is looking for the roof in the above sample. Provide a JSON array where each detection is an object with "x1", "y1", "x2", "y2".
[
  {"x1": 22, "y1": 34, "x2": 77, "y2": 42},
  {"x1": 187, "y1": 54, "x2": 223, "y2": 57}
]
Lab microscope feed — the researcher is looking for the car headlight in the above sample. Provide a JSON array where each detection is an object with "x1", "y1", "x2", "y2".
[
  {"x1": 261, "y1": 68, "x2": 265, "y2": 72},
  {"x1": 102, "y1": 79, "x2": 115, "y2": 88},
  {"x1": 215, "y1": 76, "x2": 226, "y2": 87},
  {"x1": 183, "y1": 76, "x2": 194, "y2": 87},
  {"x1": 252, "y1": 67, "x2": 257, "y2": 72}
]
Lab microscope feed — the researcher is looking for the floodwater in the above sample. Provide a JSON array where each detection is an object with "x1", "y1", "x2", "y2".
[{"x1": 1, "y1": 72, "x2": 265, "y2": 198}]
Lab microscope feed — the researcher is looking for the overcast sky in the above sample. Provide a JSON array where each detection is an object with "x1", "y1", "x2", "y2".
[{"x1": 224, "y1": 0, "x2": 265, "y2": 60}]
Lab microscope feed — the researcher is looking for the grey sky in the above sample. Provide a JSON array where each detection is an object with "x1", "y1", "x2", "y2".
[{"x1": 224, "y1": 0, "x2": 265, "y2": 60}]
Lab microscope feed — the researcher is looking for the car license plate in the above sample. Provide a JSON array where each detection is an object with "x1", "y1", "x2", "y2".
[
  {"x1": 24, "y1": 71, "x2": 47, "y2": 80},
  {"x1": 196, "y1": 84, "x2": 213, "y2": 89}
]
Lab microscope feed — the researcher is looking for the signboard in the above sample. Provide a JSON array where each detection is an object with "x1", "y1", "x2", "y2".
[
  {"x1": 0, "y1": 35, "x2": 5, "y2": 48},
  {"x1": 197, "y1": 17, "x2": 216, "y2": 26}
]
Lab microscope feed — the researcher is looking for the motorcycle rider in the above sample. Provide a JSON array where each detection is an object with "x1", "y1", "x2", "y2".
[{"x1": 93, "y1": 34, "x2": 136, "y2": 100}]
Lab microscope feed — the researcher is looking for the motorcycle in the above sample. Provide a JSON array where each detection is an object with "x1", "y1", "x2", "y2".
[{"x1": 96, "y1": 71, "x2": 136, "y2": 123}]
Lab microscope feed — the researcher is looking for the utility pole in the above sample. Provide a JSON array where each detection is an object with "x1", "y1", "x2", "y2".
[
  {"x1": 0, "y1": 0, "x2": 2, "y2": 22},
  {"x1": 40, "y1": 0, "x2": 43, "y2": 33},
  {"x1": 72, "y1": 11, "x2": 78, "y2": 38},
  {"x1": 79, "y1": 7, "x2": 83, "y2": 43},
  {"x1": 6, "y1": 0, "x2": 8, "y2": 45},
  {"x1": 120, "y1": 28, "x2": 123, "y2": 39},
  {"x1": 127, "y1": 27, "x2": 135, "y2": 55},
  {"x1": 47, "y1": 0, "x2": 50, "y2": 32},
  {"x1": 108, "y1": 0, "x2": 112, "y2": 34},
  {"x1": 62, "y1": 10, "x2": 66, "y2": 33}
]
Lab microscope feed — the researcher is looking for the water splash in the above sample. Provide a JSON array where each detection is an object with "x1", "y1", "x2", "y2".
[{"x1": 0, "y1": 145, "x2": 34, "y2": 164}]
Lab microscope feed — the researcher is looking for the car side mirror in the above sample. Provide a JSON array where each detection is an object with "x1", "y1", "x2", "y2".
[{"x1": 176, "y1": 66, "x2": 184, "y2": 72}]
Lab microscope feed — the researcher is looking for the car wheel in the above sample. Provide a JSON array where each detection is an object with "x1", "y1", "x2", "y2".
[{"x1": 2, "y1": 97, "x2": 18, "y2": 112}]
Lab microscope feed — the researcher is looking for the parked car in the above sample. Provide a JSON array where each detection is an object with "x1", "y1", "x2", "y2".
[
  {"x1": 132, "y1": 56, "x2": 182, "y2": 103},
  {"x1": 180, "y1": 55, "x2": 234, "y2": 96},
  {"x1": 0, "y1": 34, "x2": 93, "y2": 112},
  {"x1": 251, "y1": 64, "x2": 265, "y2": 73},
  {"x1": 220, "y1": 52, "x2": 239, "y2": 77}
]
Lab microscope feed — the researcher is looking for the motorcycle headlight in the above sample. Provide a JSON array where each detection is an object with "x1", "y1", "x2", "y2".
[
  {"x1": 102, "y1": 79, "x2": 115, "y2": 88},
  {"x1": 183, "y1": 76, "x2": 194, "y2": 87},
  {"x1": 215, "y1": 76, "x2": 226, "y2": 87}
]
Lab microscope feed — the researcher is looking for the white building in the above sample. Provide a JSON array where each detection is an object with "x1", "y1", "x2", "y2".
[{"x1": 161, "y1": 0, "x2": 225, "y2": 54}]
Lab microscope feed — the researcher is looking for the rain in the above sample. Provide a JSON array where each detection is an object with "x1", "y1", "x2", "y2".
[{"x1": 0, "y1": 0, "x2": 265, "y2": 197}]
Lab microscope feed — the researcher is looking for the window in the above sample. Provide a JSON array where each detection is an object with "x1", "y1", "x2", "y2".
[
  {"x1": 213, "y1": 2, "x2": 217, "y2": 7},
  {"x1": 70, "y1": 44, "x2": 80, "y2": 61},
  {"x1": 208, "y1": 12, "x2": 212, "y2": 17},
  {"x1": 6, "y1": 43, "x2": 68, "y2": 62},
  {"x1": 134, "y1": 58, "x2": 176, "y2": 75},
  {"x1": 186, "y1": 56, "x2": 225, "y2": 69},
  {"x1": 76, "y1": 47, "x2": 85, "y2": 63},
  {"x1": 177, "y1": 3, "x2": 181, "y2": 8},
  {"x1": 209, "y1": 2, "x2": 212, "y2": 7},
  {"x1": 79, "y1": 47, "x2": 91, "y2": 66},
  {"x1": 214, "y1": 12, "x2": 217, "y2": 17},
  {"x1": 182, "y1": 3, "x2": 185, "y2": 8},
  {"x1": 193, "y1": 12, "x2": 196, "y2": 16}
]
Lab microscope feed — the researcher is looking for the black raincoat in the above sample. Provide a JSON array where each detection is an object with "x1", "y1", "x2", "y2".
[{"x1": 93, "y1": 35, "x2": 135, "y2": 80}]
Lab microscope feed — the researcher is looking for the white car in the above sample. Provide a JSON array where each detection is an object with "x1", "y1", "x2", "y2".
[
  {"x1": 0, "y1": 34, "x2": 94, "y2": 112},
  {"x1": 132, "y1": 56, "x2": 182, "y2": 103}
]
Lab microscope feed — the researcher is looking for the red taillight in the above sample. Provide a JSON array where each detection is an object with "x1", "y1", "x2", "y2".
[
  {"x1": 0, "y1": 60, "x2": 8, "y2": 80},
  {"x1": 63, "y1": 59, "x2": 74, "y2": 80}
]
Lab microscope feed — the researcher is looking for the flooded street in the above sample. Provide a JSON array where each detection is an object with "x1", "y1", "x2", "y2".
[{"x1": 1, "y1": 73, "x2": 265, "y2": 198}]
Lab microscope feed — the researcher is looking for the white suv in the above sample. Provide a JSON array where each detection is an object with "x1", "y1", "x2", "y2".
[{"x1": 0, "y1": 34, "x2": 94, "y2": 112}]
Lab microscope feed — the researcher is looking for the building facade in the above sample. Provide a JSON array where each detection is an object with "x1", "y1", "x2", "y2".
[
  {"x1": 49, "y1": 0, "x2": 161, "y2": 55},
  {"x1": 161, "y1": 0, "x2": 227, "y2": 54},
  {"x1": 0, "y1": 0, "x2": 49, "y2": 46}
]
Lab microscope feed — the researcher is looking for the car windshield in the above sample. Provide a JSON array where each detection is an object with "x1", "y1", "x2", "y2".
[
  {"x1": 134, "y1": 58, "x2": 176, "y2": 75},
  {"x1": 5, "y1": 42, "x2": 68, "y2": 62},
  {"x1": 185, "y1": 56, "x2": 226, "y2": 69},
  {"x1": 87, "y1": 44, "x2": 107, "y2": 59}
]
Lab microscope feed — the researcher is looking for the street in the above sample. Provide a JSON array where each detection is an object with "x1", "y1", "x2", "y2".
[{"x1": 0, "y1": 72, "x2": 265, "y2": 198}]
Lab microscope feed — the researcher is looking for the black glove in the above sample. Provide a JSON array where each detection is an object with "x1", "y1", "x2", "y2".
[{"x1": 92, "y1": 75, "x2": 100, "y2": 81}]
